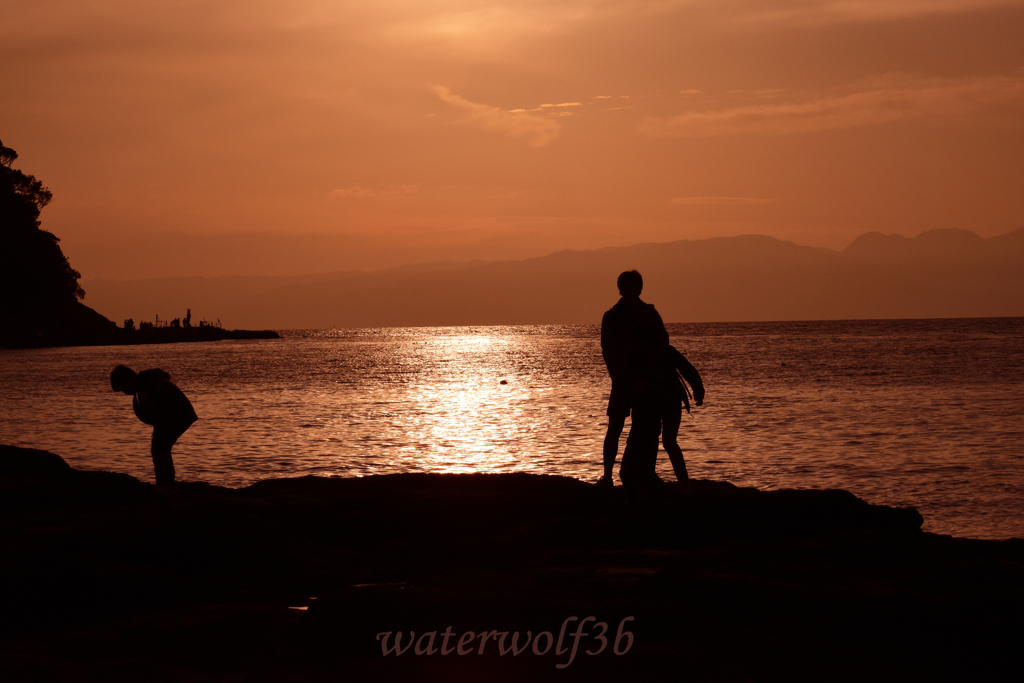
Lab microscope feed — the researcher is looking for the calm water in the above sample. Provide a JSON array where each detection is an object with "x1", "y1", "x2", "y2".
[{"x1": 1, "y1": 318, "x2": 1022, "y2": 540}]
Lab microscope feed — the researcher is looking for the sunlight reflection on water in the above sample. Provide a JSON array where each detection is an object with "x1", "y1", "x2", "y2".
[{"x1": 1, "y1": 319, "x2": 1022, "y2": 539}]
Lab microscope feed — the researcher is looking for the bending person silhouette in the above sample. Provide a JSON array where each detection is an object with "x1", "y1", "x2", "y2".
[
  {"x1": 110, "y1": 365, "x2": 197, "y2": 485},
  {"x1": 599, "y1": 270, "x2": 670, "y2": 490}
]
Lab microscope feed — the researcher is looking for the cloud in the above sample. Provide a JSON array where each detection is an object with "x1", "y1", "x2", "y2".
[
  {"x1": 331, "y1": 184, "x2": 418, "y2": 199},
  {"x1": 679, "y1": 89, "x2": 702, "y2": 95},
  {"x1": 642, "y1": 74, "x2": 1024, "y2": 137},
  {"x1": 671, "y1": 196, "x2": 777, "y2": 205},
  {"x1": 738, "y1": 0, "x2": 1019, "y2": 27},
  {"x1": 539, "y1": 102, "x2": 582, "y2": 108},
  {"x1": 433, "y1": 85, "x2": 561, "y2": 146}
]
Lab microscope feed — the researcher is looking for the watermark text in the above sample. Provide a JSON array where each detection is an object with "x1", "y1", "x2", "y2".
[{"x1": 376, "y1": 616, "x2": 634, "y2": 668}]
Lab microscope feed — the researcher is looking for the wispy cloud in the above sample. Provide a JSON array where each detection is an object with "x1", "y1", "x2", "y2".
[
  {"x1": 331, "y1": 184, "x2": 418, "y2": 199},
  {"x1": 642, "y1": 74, "x2": 1024, "y2": 137},
  {"x1": 679, "y1": 89, "x2": 702, "y2": 95},
  {"x1": 539, "y1": 102, "x2": 582, "y2": 108},
  {"x1": 738, "y1": 0, "x2": 1019, "y2": 27},
  {"x1": 433, "y1": 85, "x2": 562, "y2": 146},
  {"x1": 671, "y1": 196, "x2": 777, "y2": 205}
]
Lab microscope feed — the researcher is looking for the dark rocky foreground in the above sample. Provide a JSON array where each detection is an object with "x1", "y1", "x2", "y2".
[{"x1": 1, "y1": 445, "x2": 1022, "y2": 682}]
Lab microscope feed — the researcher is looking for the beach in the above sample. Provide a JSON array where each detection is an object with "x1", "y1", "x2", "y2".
[{"x1": 2, "y1": 444, "x2": 1022, "y2": 682}]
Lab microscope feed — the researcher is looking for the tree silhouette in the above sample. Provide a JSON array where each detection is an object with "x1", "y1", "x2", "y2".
[{"x1": 1, "y1": 140, "x2": 85, "y2": 322}]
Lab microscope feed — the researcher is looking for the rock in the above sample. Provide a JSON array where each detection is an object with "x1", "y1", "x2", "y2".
[
  {"x1": 0, "y1": 446, "x2": 1020, "y2": 682},
  {"x1": 0, "y1": 444, "x2": 75, "y2": 480}
]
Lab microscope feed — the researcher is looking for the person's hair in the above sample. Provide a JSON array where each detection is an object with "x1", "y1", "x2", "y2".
[
  {"x1": 110, "y1": 365, "x2": 136, "y2": 391},
  {"x1": 617, "y1": 270, "x2": 643, "y2": 297}
]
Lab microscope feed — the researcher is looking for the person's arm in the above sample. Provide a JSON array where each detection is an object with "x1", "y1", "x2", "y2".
[
  {"x1": 132, "y1": 394, "x2": 158, "y2": 425},
  {"x1": 651, "y1": 306, "x2": 670, "y2": 347},
  {"x1": 673, "y1": 348, "x2": 704, "y2": 406}
]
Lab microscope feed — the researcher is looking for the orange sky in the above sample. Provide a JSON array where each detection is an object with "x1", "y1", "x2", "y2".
[{"x1": 3, "y1": 0, "x2": 1023, "y2": 279}]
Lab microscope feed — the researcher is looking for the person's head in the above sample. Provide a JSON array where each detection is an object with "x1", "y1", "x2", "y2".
[
  {"x1": 617, "y1": 270, "x2": 643, "y2": 298},
  {"x1": 110, "y1": 365, "x2": 138, "y2": 394}
]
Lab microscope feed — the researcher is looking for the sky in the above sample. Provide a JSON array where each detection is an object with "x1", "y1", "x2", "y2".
[{"x1": 3, "y1": 0, "x2": 1023, "y2": 279}]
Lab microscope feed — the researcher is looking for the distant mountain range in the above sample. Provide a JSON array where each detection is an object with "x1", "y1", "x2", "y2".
[{"x1": 82, "y1": 227, "x2": 1024, "y2": 329}]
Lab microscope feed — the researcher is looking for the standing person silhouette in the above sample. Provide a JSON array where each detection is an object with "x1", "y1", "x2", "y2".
[
  {"x1": 659, "y1": 346, "x2": 705, "y2": 487},
  {"x1": 110, "y1": 365, "x2": 197, "y2": 486},
  {"x1": 599, "y1": 271, "x2": 706, "y2": 490},
  {"x1": 598, "y1": 270, "x2": 670, "y2": 490}
]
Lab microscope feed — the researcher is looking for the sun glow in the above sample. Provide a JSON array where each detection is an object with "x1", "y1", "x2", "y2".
[{"x1": 399, "y1": 333, "x2": 523, "y2": 474}]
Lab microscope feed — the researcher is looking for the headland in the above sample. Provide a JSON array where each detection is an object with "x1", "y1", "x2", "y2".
[{"x1": 0, "y1": 301, "x2": 278, "y2": 349}]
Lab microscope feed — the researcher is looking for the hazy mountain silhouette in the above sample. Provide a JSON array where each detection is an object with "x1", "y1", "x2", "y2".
[
  {"x1": 844, "y1": 227, "x2": 1024, "y2": 264},
  {"x1": 82, "y1": 227, "x2": 1024, "y2": 329}
]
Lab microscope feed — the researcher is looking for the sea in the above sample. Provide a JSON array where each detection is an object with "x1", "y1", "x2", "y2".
[{"x1": 1, "y1": 318, "x2": 1022, "y2": 540}]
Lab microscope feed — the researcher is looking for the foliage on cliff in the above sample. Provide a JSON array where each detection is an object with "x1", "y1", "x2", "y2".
[
  {"x1": 1, "y1": 140, "x2": 84, "y2": 318},
  {"x1": 0, "y1": 140, "x2": 109, "y2": 347}
]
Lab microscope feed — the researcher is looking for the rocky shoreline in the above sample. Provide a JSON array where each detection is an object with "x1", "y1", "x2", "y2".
[{"x1": 1, "y1": 444, "x2": 1021, "y2": 681}]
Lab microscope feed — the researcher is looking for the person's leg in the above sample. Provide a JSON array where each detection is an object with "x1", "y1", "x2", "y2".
[
  {"x1": 620, "y1": 395, "x2": 661, "y2": 487},
  {"x1": 602, "y1": 413, "x2": 627, "y2": 483},
  {"x1": 150, "y1": 421, "x2": 191, "y2": 485},
  {"x1": 661, "y1": 402, "x2": 688, "y2": 482},
  {"x1": 151, "y1": 427, "x2": 176, "y2": 485}
]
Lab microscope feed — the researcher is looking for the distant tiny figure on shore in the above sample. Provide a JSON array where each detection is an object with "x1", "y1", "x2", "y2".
[
  {"x1": 599, "y1": 270, "x2": 704, "y2": 492},
  {"x1": 110, "y1": 365, "x2": 197, "y2": 486}
]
